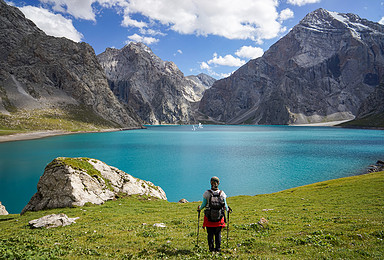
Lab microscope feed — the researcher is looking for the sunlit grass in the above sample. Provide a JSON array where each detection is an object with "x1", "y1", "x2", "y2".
[
  {"x1": 1, "y1": 172, "x2": 383, "y2": 259},
  {"x1": 0, "y1": 105, "x2": 120, "y2": 134}
]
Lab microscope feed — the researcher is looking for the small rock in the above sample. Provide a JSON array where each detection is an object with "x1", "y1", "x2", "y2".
[
  {"x1": 262, "y1": 209, "x2": 273, "y2": 212},
  {"x1": 257, "y1": 217, "x2": 268, "y2": 228},
  {"x1": 153, "y1": 223, "x2": 166, "y2": 228},
  {"x1": 29, "y1": 213, "x2": 79, "y2": 229},
  {"x1": 178, "y1": 199, "x2": 188, "y2": 203}
]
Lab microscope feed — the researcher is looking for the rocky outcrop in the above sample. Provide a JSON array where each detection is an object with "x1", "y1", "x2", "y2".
[
  {"x1": 186, "y1": 73, "x2": 216, "y2": 100},
  {"x1": 0, "y1": 0, "x2": 142, "y2": 128},
  {"x1": 29, "y1": 214, "x2": 79, "y2": 229},
  {"x1": 356, "y1": 83, "x2": 384, "y2": 119},
  {"x1": 339, "y1": 83, "x2": 384, "y2": 128},
  {"x1": 365, "y1": 160, "x2": 384, "y2": 174},
  {"x1": 21, "y1": 157, "x2": 166, "y2": 214},
  {"x1": 199, "y1": 9, "x2": 384, "y2": 125},
  {"x1": 0, "y1": 201, "x2": 8, "y2": 215},
  {"x1": 97, "y1": 43, "x2": 215, "y2": 124}
]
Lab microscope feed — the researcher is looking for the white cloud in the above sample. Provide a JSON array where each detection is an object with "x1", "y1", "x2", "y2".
[
  {"x1": 174, "y1": 49, "x2": 183, "y2": 56},
  {"x1": 199, "y1": 61, "x2": 232, "y2": 79},
  {"x1": 39, "y1": 0, "x2": 97, "y2": 21},
  {"x1": 122, "y1": 15, "x2": 147, "y2": 28},
  {"x1": 379, "y1": 17, "x2": 384, "y2": 25},
  {"x1": 235, "y1": 46, "x2": 264, "y2": 59},
  {"x1": 126, "y1": 34, "x2": 159, "y2": 45},
  {"x1": 208, "y1": 53, "x2": 246, "y2": 67},
  {"x1": 38, "y1": 0, "x2": 285, "y2": 43},
  {"x1": 139, "y1": 28, "x2": 166, "y2": 36},
  {"x1": 200, "y1": 62, "x2": 210, "y2": 70},
  {"x1": 19, "y1": 5, "x2": 83, "y2": 42},
  {"x1": 279, "y1": 8, "x2": 294, "y2": 22},
  {"x1": 287, "y1": 0, "x2": 321, "y2": 6}
]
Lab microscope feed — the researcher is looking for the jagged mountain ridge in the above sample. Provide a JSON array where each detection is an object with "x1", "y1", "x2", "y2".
[
  {"x1": 97, "y1": 43, "x2": 215, "y2": 125},
  {"x1": 0, "y1": 0, "x2": 142, "y2": 129},
  {"x1": 199, "y1": 8, "x2": 384, "y2": 125}
]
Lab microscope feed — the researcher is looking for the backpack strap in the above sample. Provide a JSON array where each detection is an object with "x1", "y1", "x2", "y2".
[{"x1": 208, "y1": 189, "x2": 222, "y2": 196}]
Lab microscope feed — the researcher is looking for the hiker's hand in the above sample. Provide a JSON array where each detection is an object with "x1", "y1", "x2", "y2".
[
  {"x1": 197, "y1": 205, "x2": 201, "y2": 212},
  {"x1": 228, "y1": 206, "x2": 233, "y2": 213}
]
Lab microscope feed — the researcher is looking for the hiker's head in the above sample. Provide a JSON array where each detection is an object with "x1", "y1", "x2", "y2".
[{"x1": 210, "y1": 176, "x2": 220, "y2": 190}]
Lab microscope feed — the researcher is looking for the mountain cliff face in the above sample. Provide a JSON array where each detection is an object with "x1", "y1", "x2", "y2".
[
  {"x1": 97, "y1": 43, "x2": 215, "y2": 124},
  {"x1": 340, "y1": 82, "x2": 384, "y2": 128},
  {"x1": 0, "y1": 0, "x2": 142, "y2": 129},
  {"x1": 199, "y1": 9, "x2": 384, "y2": 125}
]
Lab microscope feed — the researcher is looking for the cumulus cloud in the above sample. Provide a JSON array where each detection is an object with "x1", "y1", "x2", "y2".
[
  {"x1": 139, "y1": 28, "x2": 167, "y2": 36},
  {"x1": 122, "y1": 15, "x2": 147, "y2": 28},
  {"x1": 37, "y1": 0, "x2": 285, "y2": 43},
  {"x1": 126, "y1": 33, "x2": 159, "y2": 45},
  {"x1": 379, "y1": 17, "x2": 384, "y2": 25},
  {"x1": 200, "y1": 61, "x2": 210, "y2": 70},
  {"x1": 39, "y1": 0, "x2": 97, "y2": 21},
  {"x1": 199, "y1": 61, "x2": 232, "y2": 79},
  {"x1": 19, "y1": 5, "x2": 83, "y2": 42},
  {"x1": 235, "y1": 46, "x2": 264, "y2": 59},
  {"x1": 287, "y1": 0, "x2": 321, "y2": 6},
  {"x1": 208, "y1": 53, "x2": 246, "y2": 67},
  {"x1": 279, "y1": 8, "x2": 294, "y2": 22}
]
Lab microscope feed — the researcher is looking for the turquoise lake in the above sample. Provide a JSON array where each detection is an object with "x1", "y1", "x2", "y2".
[{"x1": 1, "y1": 125, "x2": 384, "y2": 214}]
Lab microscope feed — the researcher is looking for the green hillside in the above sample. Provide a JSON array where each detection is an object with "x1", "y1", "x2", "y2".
[
  {"x1": 338, "y1": 112, "x2": 384, "y2": 129},
  {"x1": 1, "y1": 171, "x2": 383, "y2": 259},
  {"x1": 0, "y1": 105, "x2": 121, "y2": 136}
]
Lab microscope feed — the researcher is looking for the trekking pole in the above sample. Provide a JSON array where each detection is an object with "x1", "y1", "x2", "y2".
[
  {"x1": 227, "y1": 206, "x2": 232, "y2": 247},
  {"x1": 197, "y1": 209, "x2": 201, "y2": 246}
]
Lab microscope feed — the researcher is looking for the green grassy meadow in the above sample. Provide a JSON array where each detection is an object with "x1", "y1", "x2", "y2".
[
  {"x1": 0, "y1": 106, "x2": 120, "y2": 136},
  {"x1": 1, "y1": 171, "x2": 383, "y2": 259}
]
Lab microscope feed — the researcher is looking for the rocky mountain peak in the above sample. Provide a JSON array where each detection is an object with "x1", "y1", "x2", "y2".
[
  {"x1": 125, "y1": 42, "x2": 154, "y2": 55},
  {"x1": 187, "y1": 73, "x2": 216, "y2": 89},
  {"x1": 299, "y1": 8, "x2": 384, "y2": 39},
  {"x1": 98, "y1": 42, "x2": 213, "y2": 124},
  {"x1": 199, "y1": 9, "x2": 384, "y2": 125}
]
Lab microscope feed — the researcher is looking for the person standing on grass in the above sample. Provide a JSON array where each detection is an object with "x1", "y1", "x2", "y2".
[{"x1": 197, "y1": 176, "x2": 230, "y2": 252}]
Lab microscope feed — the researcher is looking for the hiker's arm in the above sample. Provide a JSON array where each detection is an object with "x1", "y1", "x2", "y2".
[
  {"x1": 224, "y1": 197, "x2": 229, "y2": 211},
  {"x1": 198, "y1": 197, "x2": 208, "y2": 211}
]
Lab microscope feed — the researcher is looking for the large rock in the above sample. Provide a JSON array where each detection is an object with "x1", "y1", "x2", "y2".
[
  {"x1": 0, "y1": 201, "x2": 8, "y2": 215},
  {"x1": 97, "y1": 43, "x2": 215, "y2": 124},
  {"x1": 21, "y1": 157, "x2": 167, "y2": 214},
  {"x1": 0, "y1": 0, "x2": 142, "y2": 129},
  {"x1": 199, "y1": 8, "x2": 384, "y2": 125},
  {"x1": 29, "y1": 213, "x2": 79, "y2": 229}
]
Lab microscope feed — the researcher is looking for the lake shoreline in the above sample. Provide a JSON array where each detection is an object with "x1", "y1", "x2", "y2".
[
  {"x1": 0, "y1": 127, "x2": 143, "y2": 143},
  {"x1": 0, "y1": 120, "x2": 382, "y2": 143}
]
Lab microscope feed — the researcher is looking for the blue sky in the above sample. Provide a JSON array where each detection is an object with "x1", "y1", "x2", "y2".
[{"x1": 8, "y1": 0, "x2": 384, "y2": 79}]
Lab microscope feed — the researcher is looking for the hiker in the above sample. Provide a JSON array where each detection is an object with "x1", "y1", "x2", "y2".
[{"x1": 197, "y1": 176, "x2": 230, "y2": 252}]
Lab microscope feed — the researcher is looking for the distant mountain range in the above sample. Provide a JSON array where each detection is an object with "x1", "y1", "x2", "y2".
[
  {"x1": 97, "y1": 43, "x2": 215, "y2": 124},
  {"x1": 199, "y1": 8, "x2": 384, "y2": 125},
  {"x1": 0, "y1": 0, "x2": 383, "y2": 130}
]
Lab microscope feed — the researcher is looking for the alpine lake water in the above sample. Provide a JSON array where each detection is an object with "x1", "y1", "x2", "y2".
[{"x1": 1, "y1": 125, "x2": 383, "y2": 214}]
